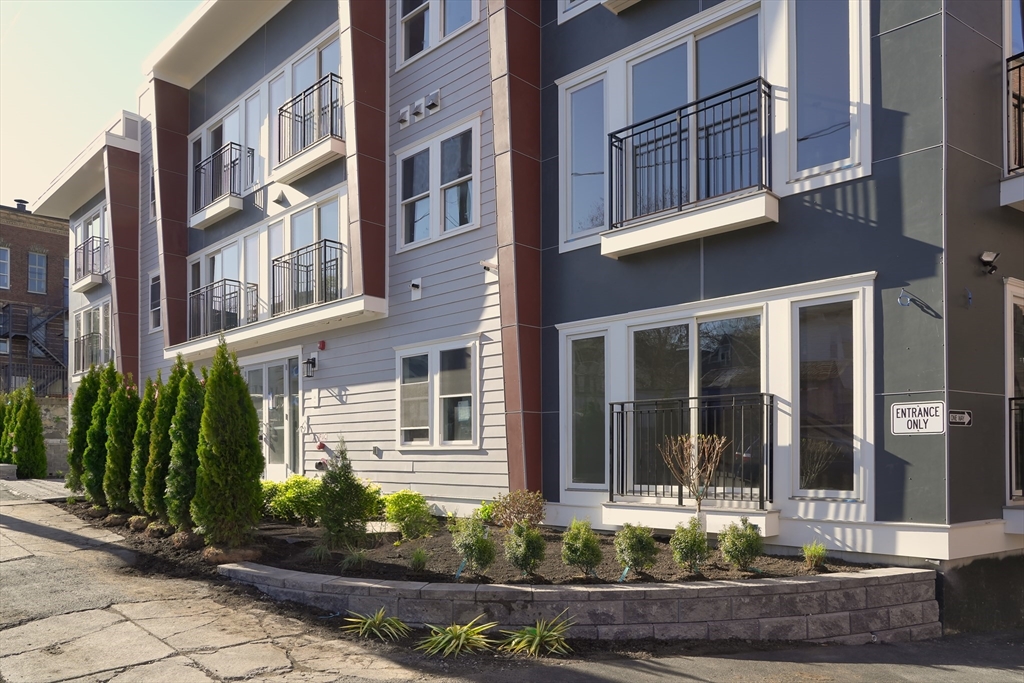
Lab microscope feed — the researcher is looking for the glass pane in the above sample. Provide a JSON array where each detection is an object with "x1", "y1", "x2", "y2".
[
  {"x1": 632, "y1": 44, "x2": 688, "y2": 122},
  {"x1": 401, "y1": 354, "x2": 429, "y2": 443},
  {"x1": 440, "y1": 348, "x2": 471, "y2": 395},
  {"x1": 696, "y1": 15, "x2": 758, "y2": 98},
  {"x1": 269, "y1": 221, "x2": 283, "y2": 260},
  {"x1": 191, "y1": 261, "x2": 201, "y2": 290},
  {"x1": 404, "y1": 6, "x2": 429, "y2": 59},
  {"x1": 222, "y1": 243, "x2": 239, "y2": 281},
  {"x1": 799, "y1": 301, "x2": 854, "y2": 491},
  {"x1": 402, "y1": 0, "x2": 427, "y2": 15},
  {"x1": 441, "y1": 130, "x2": 472, "y2": 184},
  {"x1": 634, "y1": 324, "x2": 690, "y2": 401},
  {"x1": 1015, "y1": 0, "x2": 1024, "y2": 56},
  {"x1": 267, "y1": 365, "x2": 286, "y2": 464},
  {"x1": 245, "y1": 93, "x2": 261, "y2": 183},
  {"x1": 444, "y1": 0, "x2": 472, "y2": 35},
  {"x1": 443, "y1": 181, "x2": 472, "y2": 231},
  {"x1": 402, "y1": 149, "x2": 430, "y2": 199},
  {"x1": 795, "y1": 0, "x2": 850, "y2": 170},
  {"x1": 443, "y1": 396, "x2": 472, "y2": 442},
  {"x1": 291, "y1": 209, "x2": 314, "y2": 249},
  {"x1": 318, "y1": 200, "x2": 339, "y2": 243},
  {"x1": 698, "y1": 315, "x2": 761, "y2": 396},
  {"x1": 404, "y1": 197, "x2": 431, "y2": 244},
  {"x1": 1014, "y1": 302, "x2": 1024, "y2": 397},
  {"x1": 269, "y1": 76, "x2": 285, "y2": 167},
  {"x1": 247, "y1": 368, "x2": 264, "y2": 425},
  {"x1": 245, "y1": 234, "x2": 259, "y2": 285},
  {"x1": 319, "y1": 38, "x2": 340, "y2": 77},
  {"x1": 289, "y1": 358, "x2": 300, "y2": 473},
  {"x1": 571, "y1": 336, "x2": 605, "y2": 484},
  {"x1": 570, "y1": 80, "x2": 605, "y2": 234},
  {"x1": 293, "y1": 52, "x2": 317, "y2": 95}
]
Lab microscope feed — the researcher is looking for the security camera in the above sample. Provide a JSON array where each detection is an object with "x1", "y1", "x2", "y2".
[
  {"x1": 480, "y1": 260, "x2": 499, "y2": 274},
  {"x1": 979, "y1": 251, "x2": 999, "y2": 274}
]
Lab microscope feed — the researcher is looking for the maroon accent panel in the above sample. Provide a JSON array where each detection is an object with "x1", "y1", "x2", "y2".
[
  {"x1": 348, "y1": 3, "x2": 387, "y2": 300},
  {"x1": 490, "y1": 1, "x2": 543, "y2": 493},
  {"x1": 153, "y1": 78, "x2": 191, "y2": 349},
  {"x1": 104, "y1": 147, "x2": 140, "y2": 385}
]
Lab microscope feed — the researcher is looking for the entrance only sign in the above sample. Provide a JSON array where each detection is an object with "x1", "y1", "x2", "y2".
[{"x1": 891, "y1": 401, "x2": 945, "y2": 435}]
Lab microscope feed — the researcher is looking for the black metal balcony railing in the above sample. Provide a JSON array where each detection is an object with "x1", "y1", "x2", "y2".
[
  {"x1": 192, "y1": 142, "x2": 254, "y2": 214},
  {"x1": 271, "y1": 239, "x2": 343, "y2": 317},
  {"x1": 278, "y1": 73, "x2": 343, "y2": 164},
  {"x1": 74, "y1": 236, "x2": 107, "y2": 281},
  {"x1": 188, "y1": 279, "x2": 258, "y2": 340},
  {"x1": 1008, "y1": 52, "x2": 1024, "y2": 175},
  {"x1": 1, "y1": 361, "x2": 67, "y2": 397},
  {"x1": 73, "y1": 332, "x2": 111, "y2": 374},
  {"x1": 609, "y1": 393, "x2": 775, "y2": 509},
  {"x1": 609, "y1": 78, "x2": 772, "y2": 229},
  {"x1": 1012, "y1": 397, "x2": 1024, "y2": 498}
]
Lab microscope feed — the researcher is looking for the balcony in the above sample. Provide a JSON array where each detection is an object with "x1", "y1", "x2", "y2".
[
  {"x1": 190, "y1": 142, "x2": 253, "y2": 229},
  {"x1": 604, "y1": 393, "x2": 778, "y2": 535},
  {"x1": 1002, "y1": 52, "x2": 1024, "y2": 212},
  {"x1": 602, "y1": 78, "x2": 777, "y2": 259},
  {"x1": 73, "y1": 332, "x2": 111, "y2": 374},
  {"x1": 188, "y1": 279, "x2": 258, "y2": 341},
  {"x1": 274, "y1": 73, "x2": 345, "y2": 184},
  {"x1": 72, "y1": 236, "x2": 108, "y2": 293},
  {"x1": 271, "y1": 239, "x2": 344, "y2": 317}
]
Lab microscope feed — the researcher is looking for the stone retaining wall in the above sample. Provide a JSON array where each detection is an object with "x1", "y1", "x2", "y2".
[{"x1": 218, "y1": 562, "x2": 940, "y2": 643}]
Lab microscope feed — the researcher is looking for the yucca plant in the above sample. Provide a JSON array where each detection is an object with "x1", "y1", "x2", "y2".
[
  {"x1": 500, "y1": 609, "x2": 574, "y2": 657},
  {"x1": 415, "y1": 615, "x2": 497, "y2": 658},
  {"x1": 342, "y1": 608, "x2": 411, "y2": 642}
]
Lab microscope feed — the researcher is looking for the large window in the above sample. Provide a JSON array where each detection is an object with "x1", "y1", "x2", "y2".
[
  {"x1": 570, "y1": 335, "x2": 606, "y2": 485},
  {"x1": 28, "y1": 252, "x2": 46, "y2": 294},
  {"x1": 0, "y1": 247, "x2": 8, "y2": 289},
  {"x1": 73, "y1": 301, "x2": 111, "y2": 374},
  {"x1": 567, "y1": 79, "x2": 605, "y2": 239},
  {"x1": 397, "y1": 119, "x2": 479, "y2": 249},
  {"x1": 396, "y1": 337, "x2": 478, "y2": 448},
  {"x1": 400, "y1": 0, "x2": 475, "y2": 65}
]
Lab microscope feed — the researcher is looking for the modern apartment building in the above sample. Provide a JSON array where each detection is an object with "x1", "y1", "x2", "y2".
[
  {"x1": 0, "y1": 201, "x2": 69, "y2": 397},
  {"x1": 33, "y1": 0, "x2": 1024, "y2": 566}
]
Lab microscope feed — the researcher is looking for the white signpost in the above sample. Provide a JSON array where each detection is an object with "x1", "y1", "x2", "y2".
[{"x1": 891, "y1": 401, "x2": 945, "y2": 435}]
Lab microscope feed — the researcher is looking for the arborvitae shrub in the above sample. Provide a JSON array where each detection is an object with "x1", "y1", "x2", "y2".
[
  {"x1": 718, "y1": 517, "x2": 763, "y2": 570},
  {"x1": 67, "y1": 367, "x2": 100, "y2": 491},
  {"x1": 83, "y1": 363, "x2": 119, "y2": 505},
  {"x1": 145, "y1": 356, "x2": 185, "y2": 520},
  {"x1": 504, "y1": 521, "x2": 545, "y2": 575},
  {"x1": 613, "y1": 523, "x2": 658, "y2": 573},
  {"x1": 449, "y1": 513, "x2": 496, "y2": 573},
  {"x1": 384, "y1": 490, "x2": 436, "y2": 540},
  {"x1": 165, "y1": 365, "x2": 205, "y2": 531},
  {"x1": 0, "y1": 391, "x2": 8, "y2": 464},
  {"x1": 190, "y1": 340, "x2": 263, "y2": 547},
  {"x1": 13, "y1": 383, "x2": 47, "y2": 479},
  {"x1": 317, "y1": 439, "x2": 370, "y2": 550},
  {"x1": 103, "y1": 379, "x2": 140, "y2": 511},
  {"x1": 129, "y1": 375, "x2": 158, "y2": 513},
  {"x1": 0, "y1": 388, "x2": 21, "y2": 464},
  {"x1": 561, "y1": 518, "x2": 603, "y2": 576},
  {"x1": 669, "y1": 517, "x2": 710, "y2": 574}
]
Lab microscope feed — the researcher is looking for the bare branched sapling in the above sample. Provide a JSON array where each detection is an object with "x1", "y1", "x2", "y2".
[{"x1": 657, "y1": 433, "x2": 729, "y2": 515}]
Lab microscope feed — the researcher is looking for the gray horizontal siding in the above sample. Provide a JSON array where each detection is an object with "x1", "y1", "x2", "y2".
[{"x1": 137, "y1": 117, "x2": 170, "y2": 384}]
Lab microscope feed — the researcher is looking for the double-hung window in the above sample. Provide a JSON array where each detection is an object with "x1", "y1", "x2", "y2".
[
  {"x1": 396, "y1": 337, "x2": 478, "y2": 448},
  {"x1": 398, "y1": 118, "x2": 479, "y2": 249},
  {"x1": 150, "y1": 273, "x2": 162, "y2": 331},
  {"x1": 0, "y1": 247, "x2": 9, "y2": 289},
  {"x1": 400, "y1": 0, "x2": 475, "y2": 65},
  {"x1": 28, "y1": 252, "x2": 46, "y2": 294}
]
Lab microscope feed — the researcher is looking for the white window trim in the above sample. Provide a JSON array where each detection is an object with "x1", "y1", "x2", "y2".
[
  {"x1": 394, "y1": 333, "x2": 481, "y2": 451},
  {"x1": 397, "y1": 0, "x2": 480, "y2": 71},
  {"x1": 1007, "y1": 277, "x2": 1024, "y2": 501},
  {"x1": 149, "y1": 270, "x2": 162, "y2": 333},
  {"x1": 72, "y1": 297, "x2": 113, "y2": 377},
  {"x1": 562, "y1": 328, "x2": 611, "y2": 491},
  {"x1": 557, "y1": 272, "x2": 876, "y2": 519},
  {"x1": 558, "y1": 0, "x2": 602, "y2": 25},
  {"x1": 790, "y1": 289, "x2": 868, "y2": 501},
  {"x1": 560, "y1": 73, "x2": 609, "y2": 252},
  {"x1": 0, "y1": 246, "x2": 9, "y2": 289},
  {"x1": 395, "y1": 115, "x2": 482, "y2": 253},
  {"x1": 72, "y1": 203, "x2": 110, "y2": 274}
]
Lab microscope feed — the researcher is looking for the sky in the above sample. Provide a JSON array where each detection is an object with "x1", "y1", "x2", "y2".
[{"x1": 0, "y1": 0, "x2": 202, "y2": 211}]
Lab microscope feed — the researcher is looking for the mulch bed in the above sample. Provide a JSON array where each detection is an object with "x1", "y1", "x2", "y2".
[{"x1": 58, "y1": 501, "x2": 876, "y2": 585}]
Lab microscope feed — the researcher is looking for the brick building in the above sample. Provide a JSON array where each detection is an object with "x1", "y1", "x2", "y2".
[{"x1": 0, "y1": 200, "x2": 69, "y2": 396}]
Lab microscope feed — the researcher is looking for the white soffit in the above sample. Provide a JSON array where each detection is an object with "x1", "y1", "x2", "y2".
[{"x1": 144, "y1": 0, "x2": 290, "y2": 89}]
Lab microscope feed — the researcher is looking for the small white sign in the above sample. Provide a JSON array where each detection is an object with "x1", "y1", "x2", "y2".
[{"x1": 891, "y1": 401, "x2": 945, "y2": 435}]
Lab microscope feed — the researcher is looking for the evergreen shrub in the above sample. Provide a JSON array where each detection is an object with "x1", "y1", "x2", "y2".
[
  {"x1": 718, "y1": 517, "x2": 763, "y2": 570},
  {"x1": 67, "y1": 367, "x2": 100, "y2": 491},
  {"x1": 560, "y1": 518, "x2": 603, "y2": 576},
  {"x1": 450, "y1": 513, "x2": 496, "y2": 573},
  {"x1": 83, "y1": 363, "x2": 119, "y2": 504},
  {"x1": 504, "y1": 521, "x2": 545, "y2": 575},
  {"x1": 317, "y1": 440, "x2": 370, "y2": 549},
  {"x1": 165, "y1": 365, "x2": 205, "y2": 530},
  {"x1": 613, "y1": 523, "x2": 658, "y2": 573},
  {"x1": 669, "y1": 517, "x2": 710, "y2": 574},
  {"x1": 129, "y1": 375, "x2": 158, "y2": 513},
  {"x1": 145, "y1": 356, "x2": 185, "y2": 520},
  {"x1": 13, "y1": 383, "x2": 47, "y2": 479},
  {"x1": 102, "y1": 379, "x2": 140, "y2": 511}
]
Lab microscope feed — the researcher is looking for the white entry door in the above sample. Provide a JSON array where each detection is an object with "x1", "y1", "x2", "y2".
[{"x1": 245, "y1": 358, "x2": 301, "y2": 481}]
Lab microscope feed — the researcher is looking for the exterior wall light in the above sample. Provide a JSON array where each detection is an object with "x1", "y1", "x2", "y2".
[
  {"x1": 303, "y1": 356, "x2": 317, "y2": 378},
  {"x1": 979, "y1": 251, "x2": 999, "y2": 275}
]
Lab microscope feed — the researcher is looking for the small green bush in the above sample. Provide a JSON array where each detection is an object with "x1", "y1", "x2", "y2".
[
  {"x1": 269, "y1": 475, "x2": 322, "y2": 526},
  {"x1": 669, "y1": 517, "x2": 710, "y2": 574},
  {"x1": 561, "y1": 518, "x2": 603, "y2": 576},
  {"x1": 410, "y1": 547, "x2": 429, "y2": 572},
  {"x1": 719, "y1": 517, "x2": 763, "y2": 570},
  {"x1": 492, "y1": 489, "x2": 546, "y2": 529},
  {"x1": 802, "y1": 538, "x2": 828, "y2": 570},
  {"x1": 102, "y1": 379, "x2": 140, "y2": 511},
  {"x1": 477, "y1": 500, "x2": 495, "y2": 523},
  {"x1": 67, "y1": 367, "x2": 100, "y2": 491},
  {"x1": 505, "y1": 521, "x2": 545, "y2": 575},
  {"x1": 317, "y1": 440, "x2": 370, "y2": 550},
  {"x1": 385, "y1": 489, "x2": 436, "y2": 540},
  {"x1": 613, "y1": 523, "x2": 658, "y2": 573},
  {"x1": 450, "y1": 514, "x2": 496, "y2": 573},
  {"x1": 261, "y1": 480, "x2": 282, "y2": 516},
  {"x1": 361, "y1": 479, "x2": 385, "y2": 518}
]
